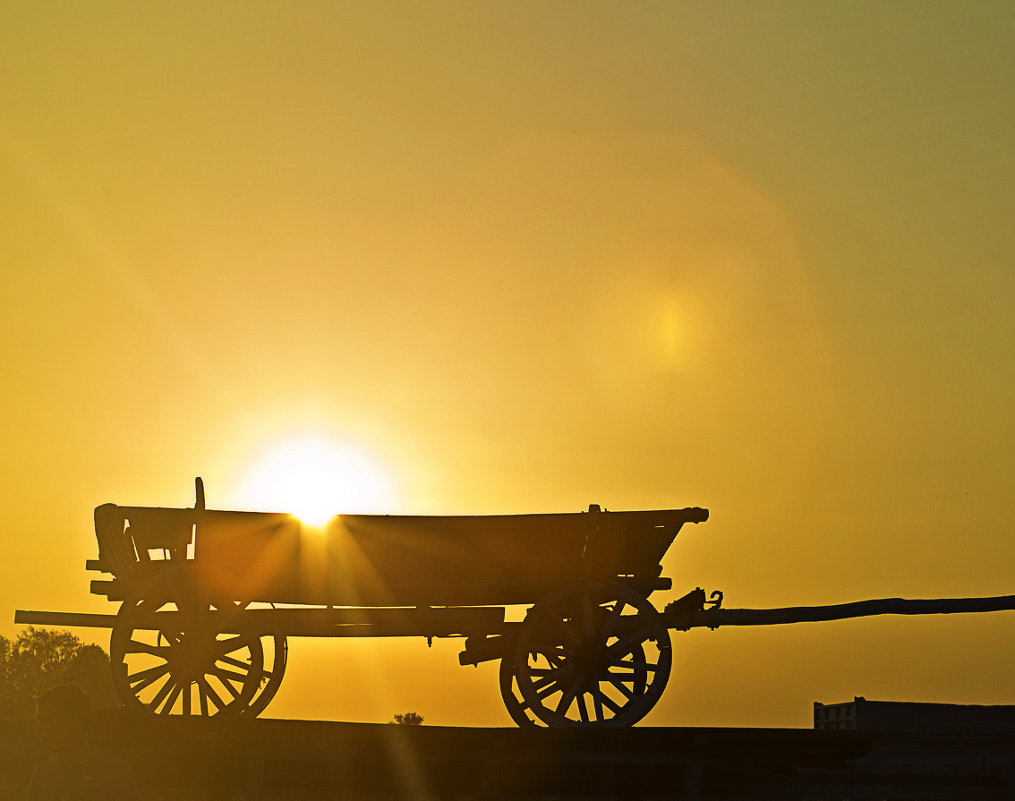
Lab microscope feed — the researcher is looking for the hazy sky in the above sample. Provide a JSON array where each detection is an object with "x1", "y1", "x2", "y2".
[{"x1": 2, "y1": 2, "x2": 1013, "y2": 728}]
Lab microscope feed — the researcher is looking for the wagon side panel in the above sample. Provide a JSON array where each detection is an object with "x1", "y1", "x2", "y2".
[
  {"x1": 194, "y1": 511, "x2": 306, "y2": 603},
  {"x1": 326, "y1": 513, "x2": 591, "y2": 606},
  {"x1": 583, "y1": 509, "x2": 703, "y2": 583}
]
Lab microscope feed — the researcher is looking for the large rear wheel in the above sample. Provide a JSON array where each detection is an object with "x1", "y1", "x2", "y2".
[{"x1": 110, "y1": 580, "x2": 286, "y2": 716}]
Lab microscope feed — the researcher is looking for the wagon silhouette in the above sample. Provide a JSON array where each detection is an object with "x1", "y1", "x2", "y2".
[{"x1": 15, "y1": 479, "x2": 1015, "y2": 727}]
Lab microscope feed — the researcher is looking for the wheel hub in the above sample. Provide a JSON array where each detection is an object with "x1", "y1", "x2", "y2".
[
  {"x1": 163, "y1": 632, "x2": 208, "y2": 682},
  {"x1": 573, "y1": 637, "x2": 611, "y2": 678}
]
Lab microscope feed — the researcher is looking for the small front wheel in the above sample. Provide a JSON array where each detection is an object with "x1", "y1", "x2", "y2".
[
  {"x1": 500, "y1": 638, "x2": 651, "y2": 728},
  {"x1": 508, "y1": 581, "x2": 671, "y2": 727}
]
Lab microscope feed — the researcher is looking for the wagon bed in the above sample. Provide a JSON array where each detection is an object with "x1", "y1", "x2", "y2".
[{"x1": 91, "y1": 501, "x2": 707, "y2": 607}]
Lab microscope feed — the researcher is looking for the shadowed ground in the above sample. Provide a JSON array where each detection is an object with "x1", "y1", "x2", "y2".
[{"x1": 3, "y1": 711, "x2": 1015, "y2": 800}]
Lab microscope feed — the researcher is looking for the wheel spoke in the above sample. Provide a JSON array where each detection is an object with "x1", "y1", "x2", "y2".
[
  {"x1": 219, "y1": 652, "x2": 256, "y2": 672},
  {"x1": 593, "y1": 687, "x2": 605, "y2": 721},
  {"x1": 147, "y1": 676, "x2": 177, "y2": 713},
  {"x1": 607, "y1": 675, "x2": 636, "y2": 700},
  {"x1": 211, "y1": 664, "x2": 251, "y2": 685},
  {"x1": 532, "y1": 660, "x2": 575, "y2": 682},
  {"x1": 210, "y1": 668, "x2": 243, "y2": 699},
  {"x1": 214, "y1": 634, "x2": 255, "y2": 657},
  {"x1": 577, "y1": 693, "x2": 590, "y2": 724},
  {"x1": 160, "y1": 682, "x2": 183, "y2": 715},
  {"x1": 128, "y1": 663, "x2": 172, "y2": 692},
  {"x1": 199, "y1": 676, "x2": 227, "y2": 710},
  {"x1": 535, "y1": 677, "x2": 564, "y2": 701},
  {"x1": 530, "y1": 663, "x2": 576, "y2": 698},
  {"x1": 530, "y1": 673, "x2": 558, "y2": 693},
  {"x1": 596, "y1": 688, "x2": 622, "y2": 714},
  {"x1": 556, "y1": 676, "x2": 582, "y2": 715},
  {"x1": 607, "y1": 670, "x2": 641, "y2": 685}
]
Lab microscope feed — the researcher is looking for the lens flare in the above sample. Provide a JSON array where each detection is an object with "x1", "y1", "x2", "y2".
[{"x1": 233, "y1": 434, "x2": 396, "y2": 524}]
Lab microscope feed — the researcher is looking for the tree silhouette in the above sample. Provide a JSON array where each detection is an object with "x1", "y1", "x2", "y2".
[
  {"x1": 390, "y1": 711, "x2": 424, "y2": 725},
  {"x1": 0, "y1": 627, "x2": 119, "y2": 720}
]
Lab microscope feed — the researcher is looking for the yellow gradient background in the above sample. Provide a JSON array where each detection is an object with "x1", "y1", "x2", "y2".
[{"x1": 2, "y1": 3, "x2": 1013, "y2": 727}]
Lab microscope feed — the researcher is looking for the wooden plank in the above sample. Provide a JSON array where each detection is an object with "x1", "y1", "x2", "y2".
[
  {"x1": 13, "y1": 609, "x2": 118, "y2": 628},
  {"x1": 14, "y1": 605, "x2": 508, "y2": 637}
]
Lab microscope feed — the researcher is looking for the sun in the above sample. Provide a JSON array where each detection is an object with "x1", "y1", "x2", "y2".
[{"x1": 233, "y1": 433, "x2": 396, "y2": 525}]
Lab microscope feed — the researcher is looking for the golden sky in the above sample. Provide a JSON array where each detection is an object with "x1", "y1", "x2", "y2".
[{"x1": 2, "y1": 2, "x2": 1014, "y2": 727}]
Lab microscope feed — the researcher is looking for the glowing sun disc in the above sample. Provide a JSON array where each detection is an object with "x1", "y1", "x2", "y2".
[{"x1": 235, "y1": 435, "x2": 395, "y2": 524}]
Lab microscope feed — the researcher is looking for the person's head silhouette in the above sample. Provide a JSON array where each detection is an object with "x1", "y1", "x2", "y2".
[
  {"x1": 34, "y1": 683, "x2": 91, "y2": 755},
  {"x1": 28, "y1": 683, "x2": 144, "y2": 800}
]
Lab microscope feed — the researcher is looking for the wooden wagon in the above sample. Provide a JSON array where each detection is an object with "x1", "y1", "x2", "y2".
[
  {"x1": 16, "y1": 479, "x2": 707, "y2": 726},
  {"x1": 15, "y1": 479, "x2": 1015, "y2": 727}
]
